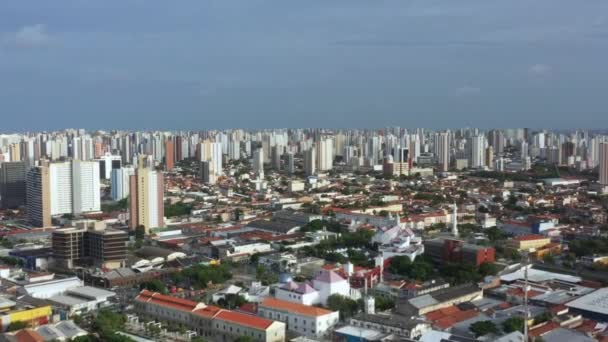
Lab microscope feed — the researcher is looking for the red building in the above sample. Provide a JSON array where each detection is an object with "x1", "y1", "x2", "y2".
[
  {"x1": 424, "y1": 238, "x2": 495, "y2": 266},
  {"x1": 165, "y1": 138, "x2": 175, "y2": 170}
]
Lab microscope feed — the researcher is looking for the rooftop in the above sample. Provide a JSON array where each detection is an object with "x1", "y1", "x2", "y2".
[
  {"x1": 215, "y1": 310, "x2": 274, "y2": 330},
  {"x1": 260, "y1": 298, "x2": 334, "y2": 317}
]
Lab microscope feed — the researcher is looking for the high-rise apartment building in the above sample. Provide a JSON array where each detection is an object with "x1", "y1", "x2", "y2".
[
  {"x1": 26, "y1": 166, "x2": 51, "y2": 227},
  {"x1": 72, "y1": 160, "x2": 101, "y2": 215},
  {"x1": 469, "y1": 135, "x2": 485, "y2": 169},
  {"x1": 304, "y1": 147, "x2": 316, "y2": 176},
  {"x1": 111, "y1": 167, "x2": 135, "y2": 201},
  {"x1": 200, "y1": 140, "x2": 222, "y2": 178},
  {"x1": 200, "y1": 161, "x2": 216, "y2": 185},
  {"x1": 165, "y1": 138, "x2": 175, "y2": 171},
  {"x1": 253, "y1": 148, "x2": 264, "y2": 177},
  {"x1": 97, "y1": 153, "x2": 122, "y2": 179},
  {"x1": 0, "y1": 161, "x2": 26, "y2": 209},
  {"x1": 129, "y1": 159, "x2": 164, "y2": 233},
  {"x1": 317, "y1": 138, "x2": 333, "y2": 171},
  {"x1": 600, "y1": 142, "x2": 608, "y2": 186},
  {"x1": 286, "y1": 152, "x2": 295, "y2": 175},
  {"x1": 437, "y1": 132, "x2": 450, "y2": 172},
  {"x1": 49, "y1": 161, "x2": 73, "y2": 216}
]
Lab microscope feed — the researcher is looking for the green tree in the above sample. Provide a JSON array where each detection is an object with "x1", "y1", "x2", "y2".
[
  {"x1": 327, "y1": 294, "x2": 361, "y2": 321},
  {"x1": 234, "y1": 337, "x2": 253, "y2": 342},
  {"x1": 502, "y1": 316, "x2": 525, "y2": 333},
  {"x1": 534, "y1": 312, "x2": 552, "y2": 325},
  {"x1": 140, "y1": 279, "x2": 168, "y2": 294},
  {"x1": 135, "y1": 225, "x2": 146, "y2": 240},
  {"x1": 374, "y1": 296, "x2": 395, "y2": 311},
  {"x1": 470, "y1": 320, "x2": 498, "y2": 337},
  {"x1": 478, "y1": 262, "x2": 500, "y2": 277},
  {"x1": 6, "y1": 321, "x2": 28, "y2": 331}
]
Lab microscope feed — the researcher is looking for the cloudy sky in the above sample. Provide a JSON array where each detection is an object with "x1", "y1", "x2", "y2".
[{"x1": 0, "y1": 0, "x2": 607, "y2": 131}]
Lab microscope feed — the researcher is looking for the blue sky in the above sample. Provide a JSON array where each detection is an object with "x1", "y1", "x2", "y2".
[{"x1": 0, "y1": 0, "x2": 607, "y2": 131}]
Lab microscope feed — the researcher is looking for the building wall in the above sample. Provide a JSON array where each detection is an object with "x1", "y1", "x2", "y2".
[
  {"x1": 275, "y1": 288, "x2": 319, "y2": 306},
  {"x1": 258, "y1": 306, "x2": 338, "y2": 337}
]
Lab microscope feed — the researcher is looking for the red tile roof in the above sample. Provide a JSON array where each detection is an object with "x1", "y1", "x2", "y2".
[
  {"x1": 260, "y1": 298, "x2": 334, "y2": 317},
  {"x1": 529, "y1": 321, "x2": 560, "y2": 338},
  {"x1": 135, "y1": 290, "x2": 199, "y2": 312},
  {"x1": 193, "y1": 305, "x2": 223, "y2": 318},
  {"x1": 215, "y1": 310, "x2": 274, "y2": 330},
  {"x1": 14, "y1": 330, "x2": 44, "y2": 342}
]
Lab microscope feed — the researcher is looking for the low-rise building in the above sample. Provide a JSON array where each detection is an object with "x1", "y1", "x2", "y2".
[
  {"x1": 507, "y1": 234, "x2": 551, "y2": 252},
  {"x1": 258, "y1": 298, "x2": 339, "y2": 338}
]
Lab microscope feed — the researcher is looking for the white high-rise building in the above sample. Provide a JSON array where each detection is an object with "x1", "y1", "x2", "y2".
[
  {"x1": 111, "y1": 167, "x2": 135, "y2": 201},
  {"x1": 469, "y1": 135, "x2": 486, "y2": 169},
  {"x1": 317, "y1": 138, "x2": 333, "y2": 171},
  {"x1": 49, "y1": 160, "x2": 101, "y2": 216},
  {"x1": 49, "y1": 161, "x2": 73, "y2": 216},
  {"x1": 253, "y1": 148, "x2": 264, "y2": 177},
  {"x1": 437, "y1": 132, "x2": 450, "y2": 172},
  {"x1": 200, "y1": 141, "x2": 223, "y2": 178},
  {"x1": 71, "y1": 160, "x2": 100, "y2": 214},
  {"x1": 97, "y1": 153, "x2": 122, "y2": 179},
  {"x1": 304, "y1": 147, "x2": 316, "y2": 176}
]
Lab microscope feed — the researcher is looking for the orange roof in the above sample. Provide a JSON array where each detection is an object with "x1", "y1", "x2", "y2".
[
  {"x1": 135, "y1": 290, "x2": 199, "y2": 312},
  {"x1": 193, "y1": 305, "x2": 223, "y2": 318},
  {"x1": 529, "y1": 321, "x2": 559, "y2": 337},
  {"x1": 260, "y1": 298, "x2": 334, "y2": 317},
  {"x1": 14, "y1": 330, "x2": 44, "y2": 342},
  {"x1": 215, "y1": 310, "x2": 274, "y2": 330}
]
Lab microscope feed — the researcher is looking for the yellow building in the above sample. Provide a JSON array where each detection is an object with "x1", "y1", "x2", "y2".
[
  {"x1": 507, "y1": 235, "x2": 551, "y2": 251},
  {"x1": 1, "y1": 305, "x2": 52, "y2": 331}
]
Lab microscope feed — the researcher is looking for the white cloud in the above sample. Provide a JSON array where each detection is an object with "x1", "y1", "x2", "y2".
[
  {"x1": 529, "y1": 64, "x2": 552, "y2": 76},
  {"x1": 454, "y1": 85, "x2": 481, "y2": 97},
  {"x1": 3, "y1": 24, "x2": 55, "y2": 48}
]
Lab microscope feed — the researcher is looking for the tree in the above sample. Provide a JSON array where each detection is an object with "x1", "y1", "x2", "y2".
[
  {"x1": 235, "y1": 337, "x2": 253, "y2": 342},
  {"x1": 534, "y1": 312, "x2": 552, "y2": 325},
  {"x1": 327, "y1": 294, "x2": 361, "y2": 321},
  {"x1": 470, "y1": 320, "x2": 498, "y2": 337},
  {"x1": 478, "y1": 262, "x2": 500, "y2": 277},
  {"x1": 6, "y1": 321, "x2": 28, "y2": 331},
  {"x1": 92, "y1": 309, "x2": 127, "y2": 339},
  {"x1": 374, "y1": 296, "x2": 395, "y2": 311},
  {"x1": 217, "y1": 294, "x2": 248, "y2": 309},
  {"x1": 135, "y1": 225, "x2": 146, "y2": 240},
  {"x1": 140, "y1": 279, "x2": 168, "y2": 294},
  {"x1": 502, "y1": 316, "x2": 525, "y2": 333}
]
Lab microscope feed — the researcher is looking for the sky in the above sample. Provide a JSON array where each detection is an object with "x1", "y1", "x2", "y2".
[{"x1": 0, "y1": 0, "x2": 607, "y2": 131}]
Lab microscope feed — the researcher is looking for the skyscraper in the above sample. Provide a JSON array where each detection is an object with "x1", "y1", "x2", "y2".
[
  {"x1": 317, "y1": 138, "x2": 334, "y2": 171},
  {"x1": 469, "y1": 135, "x2": 485, "y2": 169},
  {"x1": 165, "y1": 138, "x2": 175, "y2": 171},
  {"x1": 129, "y1": 158, "x2": 164, "y2": 234},
  {"x1": 200, "y1": 140, "x2": 223, "y2": 178},
  {"x1": 286, "y1": 152, "x2": 295, "y2": 175},
  {"x1": 304, "y1": 147, "x2": 316, "y2": 176},
  {"x1": 437, "y1": 132, "x2": 450, "y2": 172},
  {"x1": 600, "y1": 142, "x2": 608, "y2": 186},
  {"x1": 72, "y1": 160, "x2": 101, "y2": 215},
  {"x1": 0, "y1": 161, "x2": 26, "y2": 209},
  {"x1": 200, "y1": 160, "x2": 216, "y2": 185},
  {"x1": 111, "y1": 167, "x2": 135, "y2": 201},
  {"x1": 253, "y1": 148, "x2": 264, "y2": 177},
  {"x1": 26, "y1": 165, "x2": 51, "y2": 228}
]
